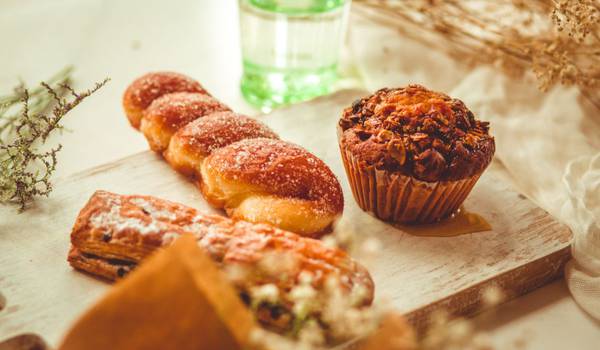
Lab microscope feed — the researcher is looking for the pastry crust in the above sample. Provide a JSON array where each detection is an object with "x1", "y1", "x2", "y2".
[
  {"x1": 140, "y1": 92, "x2": 230, "y2": 152},
  {"x1": 200, "y1": 138, "x2": 344, "y2": 236},
  {"x1": 164, "y1": 112, "x2": 279, "y2": 177},
  {"x1": 122, "y1": 72, "x2": 206, "y2": 129},
  {"x1": 68, "y1": 247, "x2": 135, "y2": 281},
  {"x1": 69, "y1": 191, "x2": 372, "y2": 300}
]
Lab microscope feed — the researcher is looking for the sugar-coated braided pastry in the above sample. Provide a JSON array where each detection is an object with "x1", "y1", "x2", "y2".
[
  {"x1": 141, "y1": 92, "x2": 230, "y2": 152},
  {"x1": 122, "y1": 72, "x2": 207, "y2": 129},
  {"x1": 200, "y1": 138, "x2": 344, "y2": 237},
  {"x1": 165, "y1": 111, "x2": 279, "y2": 178},
  {"x1": 122, "y1": 72, "x2": 344, "y2": 237}
]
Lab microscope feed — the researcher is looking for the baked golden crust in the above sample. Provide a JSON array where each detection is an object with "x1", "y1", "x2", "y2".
[
  {"x1": 123, "y1": 72, "x2": 345, "y2": 236},
  {"x1": 69, "y1": 190, "x2": 207, "y2": 262},
  {"x1": 140, "y1": 92, "x2": 230, "y2": 152},
  {"x1": 122, "y1": 72, "x2": 206, "y2": 129},
  {"x1": 339, "y1": 85, "x2": 495, "y2": 182},
  {"x1": 200, "y1": 138, "x2": 344, "y2": 236},
  {"x1": 68, "y1": 247, "x2": 135, "y2": 281},
  {"x1": 164, "y1": 112, "x2": 279, "y2": 177},
  {"x1": 69, "y1": 191, "x2": 372, "y2": 299},
  {"x1": 203, "y1": 138, "x2": 344, "y2": 214}
]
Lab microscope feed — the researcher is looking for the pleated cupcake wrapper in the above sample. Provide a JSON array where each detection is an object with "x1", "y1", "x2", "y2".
[{"x1": 339, "y1": 146, "x2": 480, "y2": 224}]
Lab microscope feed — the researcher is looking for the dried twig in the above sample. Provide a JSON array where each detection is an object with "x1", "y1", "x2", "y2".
[
  {"x1": 0, "y1": 68, "x2": 109, "y2": 211},
  {"x1": 354, "y1": 0, "x2": 600, "y2": 108}
]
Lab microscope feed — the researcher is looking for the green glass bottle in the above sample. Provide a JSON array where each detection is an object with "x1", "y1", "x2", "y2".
[{"x1": 239, "y1": 0, "x2": 351, "y2": 111}]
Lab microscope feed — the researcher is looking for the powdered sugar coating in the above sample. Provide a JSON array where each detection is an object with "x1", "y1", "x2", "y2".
[
  {"x1": 90, "y1": 195, "x2": 161, "y2": 236},
  {"x1": 143, "y1": 92, "x2": 230, "y2": 133},
  {"x1": 123, "y1": 71, "x2": 343, "y2": 234},
  {"x1": 122, "y1": 72, "x2": 206, "y2": 128},
  {"x1": 204, "y1": 138, "x2": 344, "y2": 217},
  {"x1": 77, "y1": 191, "x2": 206, "y2": 250},
  {"x1": 171, "y1": 111, "x2": 279, "y2": 158}
]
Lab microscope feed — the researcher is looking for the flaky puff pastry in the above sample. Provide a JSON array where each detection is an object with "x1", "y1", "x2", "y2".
[
  {"x1": 68, "y1": 191, "x2": 373, "y2": 330},
  {"x1": 164, "y1": 111, "x2": 279, "y2": 178},
  {"x1": 200, "y1": 138, "x2": 344, "y2": 237},
  {"x1": 122, "y1": 72, "x2": 206, "y2": 129}
]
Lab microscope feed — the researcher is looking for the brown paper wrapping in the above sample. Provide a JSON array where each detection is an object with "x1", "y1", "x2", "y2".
[
  {"x1": 339, "y1": 145, "x2": 480, "y2": 224},
  {"x1": 59, "y1": 235, "x2": 257, "y2": 350},
  {"x1": 357, "y1": 312, "x2": 417, "y2": 350}
]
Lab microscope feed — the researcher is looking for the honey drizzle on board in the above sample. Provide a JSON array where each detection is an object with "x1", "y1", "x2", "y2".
[{"x1": 394, "y1": 207, "x2": 492, "y2": 237}]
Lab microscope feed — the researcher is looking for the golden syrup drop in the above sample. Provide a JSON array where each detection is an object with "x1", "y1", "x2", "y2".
[{"x1": 394, "y1": 207, "x2": 492, "y2": 237}]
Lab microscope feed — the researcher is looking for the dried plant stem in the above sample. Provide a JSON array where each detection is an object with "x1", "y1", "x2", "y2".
[
  {"x1": 0, "y1": 66, "x2": 74, "y2": 141},
  {"x1": 0, "y1": 69, "x2": 109, "y2": 211},
  {"x1": 354, "y1": 0, "x2": 600, "y2": 108}
]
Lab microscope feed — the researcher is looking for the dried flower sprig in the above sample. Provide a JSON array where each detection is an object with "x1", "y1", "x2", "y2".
[
  {"x1": 354, "y1": 0, "x2": 600, "y2": 108},
  {"x1": 421, "y1": 286, "x2": 507, "y2": 350},
  {"x1": 238, "y1": 233, "x2": 514, "y2": 350},
  {"x1": 225, "y1": 247, "x2": 384, "y2": 350},
  {"x1": 247, "y1": 273, "x2": 385, "y2": 350},
  {"x1": 0, "y1": 66, "x2": 73, "y2": 141},
  {"x1": 0, "y1": 69, "x2": 109, "y2": 210}
]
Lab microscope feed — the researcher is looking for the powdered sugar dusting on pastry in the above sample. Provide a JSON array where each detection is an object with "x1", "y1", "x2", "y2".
[
  {"x1": 130, "y1": 197, "x2": 177, "y2": 221},
  {"x1": 122, "y1": 71, "x2": 207, "y2": 128},
  {"x1": 88, "y1": 191, "x2": 193, "y2": 237},
  {"x1": 123, "y1": 72, "x2": 206, "y2": 111},
  {"x1": 205, "y1": 138, "x2": 344, "y2": 217},
  {"x1": 89, "y1": 195, "x2": 162, "y2": 236},
  {"x1": 144, "y1": 92, "x2": 230, "y2": 132},
  {"x1": 71, "y1": 191, "x2": 374, "y2": 315},
  {"x1": 171, "y1": 111, "x2": 279, "y2": 158}
]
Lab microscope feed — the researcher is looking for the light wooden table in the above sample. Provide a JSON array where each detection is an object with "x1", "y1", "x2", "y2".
[{"x1": 1, "y1": 0, "x2": 598, "y2": 349}]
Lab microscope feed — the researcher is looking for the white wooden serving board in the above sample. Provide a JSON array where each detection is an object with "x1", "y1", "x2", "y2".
[{"x1": 0, "y1": 90, "x2": 571, "y2": 347}]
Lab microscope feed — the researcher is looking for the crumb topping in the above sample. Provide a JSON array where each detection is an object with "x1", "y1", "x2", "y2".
[{"x1": 339, "y1": 85, "x2": 495, "y2": 181}]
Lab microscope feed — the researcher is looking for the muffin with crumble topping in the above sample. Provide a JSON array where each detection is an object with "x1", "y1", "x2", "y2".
[{"x1": 337, "y1": 85, "x2": 495, "y2": 224}]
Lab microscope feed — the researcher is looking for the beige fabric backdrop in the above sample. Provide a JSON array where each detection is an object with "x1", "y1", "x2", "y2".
[{"x1": 348, "y1": 15, "x2": 600, "y2": 320}]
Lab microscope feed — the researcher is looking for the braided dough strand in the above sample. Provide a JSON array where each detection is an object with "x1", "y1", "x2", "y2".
[{"x1": 123, "y1": 72, "x2": 344, "y2": 236}]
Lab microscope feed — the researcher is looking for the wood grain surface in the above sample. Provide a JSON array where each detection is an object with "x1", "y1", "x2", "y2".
[{"x1": 0, "y1": 90, "x2": 572, "y2": 346}]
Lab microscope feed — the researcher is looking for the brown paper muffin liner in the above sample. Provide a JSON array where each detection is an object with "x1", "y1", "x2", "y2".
[{"x1": 339, "y1": 145, "x2": 481, "y2": 224}]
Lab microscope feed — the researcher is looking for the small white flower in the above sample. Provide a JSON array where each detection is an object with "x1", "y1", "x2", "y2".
[
  {"x1": 321, "y1": 235, "x2": 338, "y2": 248},
  {"x1": 350, "y1": 284, "x2": 370, "y2": 306},
  {"x1": 250, "y1": 284, "x2": 280, "y2": 305},
  {"x1": 447, "y1": 318, "x2": 473, "y2": 343},
  {"x1": 258, "y1": 251, "x2": 299, "y2": 276},
  {"x1": 482, "y1": 286, "x2": 504, "y2": 307},
  {"x1": 292, "y1": 300, "x2": 313, "y2": 319},
  {"x1": 289, "y1": 284, "x2": 317, "y2": 302},
  {"x1": 223, "y1": 264, "x2": 248, "y2": 283},
  {"x1": 298, "y1": 271, "x2": 314, "y2": 285},
  {"x1": 297, "y1": 319, "x2": 325, "y2": 347},
  {"x1": 361, "y1": 237, "x2": 382, "y2": 255}
]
